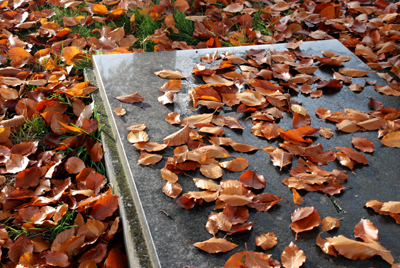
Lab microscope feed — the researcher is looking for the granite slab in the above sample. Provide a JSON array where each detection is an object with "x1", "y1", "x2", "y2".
[{"x1": 93, "y1": 40, "x2": 400, "y2": 268}]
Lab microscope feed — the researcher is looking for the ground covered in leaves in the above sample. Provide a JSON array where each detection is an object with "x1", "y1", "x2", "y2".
[{"x1": 0, "y1": 0, "x2": 399, "y2": 267}]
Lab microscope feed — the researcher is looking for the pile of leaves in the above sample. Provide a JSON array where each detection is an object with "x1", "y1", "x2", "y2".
[{"x1": 0, "y1": 0, "x2": 399, "y2": 267}]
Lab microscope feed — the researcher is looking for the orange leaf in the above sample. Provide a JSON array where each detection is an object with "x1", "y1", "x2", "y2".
[
  {"x1": 165, "y1": 112, "x2": 181, "y2": 125},
  {"x1": 191, "y1": 237, "x2": 237, "y2": 253},
  {"x1": 321, "y1": 216, "x2": 341, "y2": 231},
  {"x1": 269, "y1": 148, "x2": 294, "y2": 170},
  {"x1": 239, "y1": 169, "x2": 266, "y2": 190},
  {"x1": 63, "y1": 46, "x2": 81, "y2": 65},
  {"x1": 91, "y1": 194, "x2": 119, "y2": 220},
  {"x1": 93, "y1": 4, "x2": 109, "y2": 15},
  {"x1": 105, "y1": 247, "x2": 128, "y2": 268},
  {"x1": 292, "y1": 189, "x2": 304, "y2": 206},
  {"x1": 281, "y1": 242, "x2": 306, "y2": 268},
  {"x1": 352, "y1": 137, "x2": 374, "y2": 153},
  {"x1": 9, "y1": 236, "x2": 33, "y2": 263},
  {"x1": 339, "y1": 68, "x2": 369, "y2": 77},
  {"x1": 224, "y1": 251, "x2": 280, "y2": 267}
]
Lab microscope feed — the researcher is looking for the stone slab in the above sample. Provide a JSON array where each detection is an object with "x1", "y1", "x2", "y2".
[{"x1": 93, "y1": 40, "x2": 400, "y2": 268}]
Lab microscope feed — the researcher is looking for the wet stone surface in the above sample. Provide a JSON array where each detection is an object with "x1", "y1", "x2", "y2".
[{"x1": 93, "y1": 40, "x2": 400, "y2": 268}]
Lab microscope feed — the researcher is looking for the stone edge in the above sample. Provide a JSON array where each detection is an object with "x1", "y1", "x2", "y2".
[{"x1": 84, "y1": 67, "x2": 156, "y2": 268}]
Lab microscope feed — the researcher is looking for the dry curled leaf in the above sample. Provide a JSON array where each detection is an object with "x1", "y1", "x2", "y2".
[
  {"x1": 290, "y1": 207, "x2": 321, "y2": 239},
  {"x1": 224, "y1": 251, "x2": 280, "y2": 268},
  {"x1": 239, "y1": 169, "x2": 266, "y2": 190},
  {"x1": 154, "y1": 69, "x2": 187, "y2": 79},
  {"x1": 113, "y1": 107, "x2": 126, "y2": 116},
  {"x1": 255, "y1": 232, "x2": 278, "y2": 250},
  {"x1": 269, "y1": 148, "x2": 294, "y2": 171},
  {"x1": 165, "y1": 112, "x2": 181, "y2": 125},
  {"x1": 281, "y1": 242, "x2": 306, "y2": 268},
  {"x1": 321, "y1": 216, "x2": 341, "y2": 231}
]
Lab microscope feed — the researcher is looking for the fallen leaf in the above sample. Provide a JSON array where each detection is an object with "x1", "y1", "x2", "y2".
[
  {"x1": 339, "y1": 68, "x2": 369, "y2": 77},
  {"x1": 352, "y1": 137, "x2": 374, "y2": 153},
  {"x1": 292, "y1": 189, "x2": 304, "y2": 206},
  {"x1": 381, "y1": 131, "x2": 400, "y2": 148},
  {"x1": 191, "y1": 237, "x2": 238, "y2": 253},
  {"x1": 224, "y1": 251, "x2": 280, "y2": 268},
  {"x1": 269, "y1": 148, "x2": 294, "y2": 170},
  {"x1": 163, "y1": 182, "x2": 182, "y2": 198},
  {"x1": 322, "y1": 216, "x2": 341, "y2": 231},
  {"x1": 138, "y1": 151, "x2": 163, "y2": 165},
  {"x1": 113, "y1": 107, "x2": 126, "y2": 116},
  {"x1": 281, "y1": 242, "x2": 306, "y2": 268},
  {"x1": 255, "y1": 232, "x2": 278, "y2": 250},
  {"x1": 127, "y1": 130, "x2": 149, "y2": 143},
  {"x1": 290, "y1": 207, "x2": 321, "y2": 239},
  {"x1": 154, "y1": 69, "x2": 187, "y2": 79},
  {"x1": 165, "y1": 112, "x2": 181, "y2": 125},
  {"x1": 239, "y1": 169, "x2": 266, "y2": 189},
  {"x1": 159, "y1": 80, "x2": 181, "y2": 93},
  {"x1": 113, "y1": 92, "x2": 144, "y2": 103}
]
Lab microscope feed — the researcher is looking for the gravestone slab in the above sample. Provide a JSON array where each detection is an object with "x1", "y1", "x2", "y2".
[{"x1": 93, "y1": 40, "x2": 400, "y2": 268}]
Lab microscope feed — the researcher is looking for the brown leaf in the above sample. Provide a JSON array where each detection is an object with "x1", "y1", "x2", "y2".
[
  {"x1": 113, "y1": 107, "x2": 126, "y2": 116},
  {"x1": 105, "y1": 247, "x2": 128, "y2": 268},
  {"x1": 239, "y1": 169, "x2": 266, "y2": 190},
  {"x1": 191, "y1": 237, "x2": 238, "y2": 253},
  {"x1": 133, "y1": 142, "x2": 167, "y2": 152},
  {"x1": 290, "y1": 207, "x2": 321, "y2": 239},
  {"x1": 154, "y1": 69, "x2": 187, "y2": 79},
  {"x1": 319, "y1": 127, "x2": 333, "y2": 139},
  {"x1": 381, "y1": 201, "x2": 400, "y2": 214},
  {"x1": 9, "y1": 236, "x2": 33, "y2": 263},
  {"x1": 193, "y1": 177, "x2": 220, "y2": 191},
  {"x1": 281, "y1": 242, "x2": 306, "y2": 268},
  {"x1": 269, "y1": 148, "x2": 294, "y2": 170},
  {"x1": 44, "y1": 251, "x2": 70, "y2": 267},
  {"x1": 127, "y1": 130, "x2": 149, "y2": 143},
  {"x1": 165, "y1": 112, "x2": 181, "y2": 125},
  {"x1": 354, "y1": 218, "x2": 378, "y2": 242},
  {"x1": 224, "y1": 251, "x2": 280, "y2": 268},
  {"x1": 163, "y1": 182, "x2": 182, "y2": 198},
  {"x1": 219, "y1": 158, "x2": 248, "y2": 172},
  {"x1": 200, "y1": 160, "x2": 223, "y2": 179},
  {"x1": 321, "y1": 216, "x2": 341, "y2": 231},
  {"x1": 160, "y1": 167, "x2": 178, "y2": 183},
  {"x1": 255, "y1": 232, "x2": 278, "y2": 250},
  {"x1": 164, "y1": 125, "x2": 190, "y2": 146},
  {"x1": 326, "y1": 235, "x2": 387, "y2": 261},
  {"x1": 138, "y1": 151, "x2": 163, "y2": 165},
  {"x1": 6, "y1": 154, "x2": 29, "y2": 174},
  {"x1": 316, "y1": 234, "x2": 337, "y2": 257},
  {"x1": 64, "y1": 157, "x2": 85, "y2": 174},
  {"x1": 90, "y1": 193, "x2": 119, "y2": 220},
  {"x1": 247, "y1": 193, "x2": 282, "y2": 212},
  {"x1": 381, "y1": 131, "x2": 400, "y2": 148},
  {"x1": 224, "y1": 116, "x2": 244, "y2": 129},
  {"x1": 339, "y1": 68, "x2": 369, "y2": 77},
  {"x1": 15, "y1": 166, "x2": 42, "y2": 188},
  {"x1": 113, "y1": 92, "x2": 144, "y2": 103},
  {"x1": 352, "y1": 137, "x2": 374, "y2": 153},
  {"x1": 126, "y1": 124, "x2": 146, "y2": 132},
  {"x1": 159, "y1": 80, "x2": 182, "y2": 93}
]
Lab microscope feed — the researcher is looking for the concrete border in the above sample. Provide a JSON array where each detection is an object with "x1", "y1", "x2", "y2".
[{"x1": 84, "y1": 68, "x2": 155, "y2": 268}]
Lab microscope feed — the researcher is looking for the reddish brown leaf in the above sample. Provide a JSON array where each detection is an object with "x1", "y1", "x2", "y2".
[
  {"x1": 165, "y1": 112, "x2": 181, "y2": 125},
  {"x1": 339, "y1": 68, "x2": 369, "y2": 77},
  {"x1": 352, "y1": 137, "x2": 374, "y2": 153},
  {"x1": 239, "y1": 169, "x2": 266, "y2": 190},
  {"x1": 44, "y1": 251, "x2": 70, "y2": 267},
  {"x1": 164, "y1": 125, "x2": 190, "y2": 146},
  {"x1": 316, "y1": 234, "x2": 337, "y2": 257},
  {"x1": 292, "y1": 189, "x2": 304, "y2": 206},
  {"x1": 105, "y1": 247, "x2": 128, "y2": 268},
  {"x1": 219, "y1": 158, "x2": 248, "y2": 172},
  {"x1": 191, "y1": 237, "x2": 238, "y2": 253},
  {"x1": 9, "y1": 236, "x2": 33, "y2": 263},
  {"x1": 90, "y1": 194, "x2": 119, "y2": 220},
  {"x1": 290, "y1": 207, "x2": 321, "y2": 239},
  {"x1": 64, "y1": 157, "x2": 85, "y2": 174},
  {"x1": 138, "y1": 151, "x2": 163, "y2": 165}
]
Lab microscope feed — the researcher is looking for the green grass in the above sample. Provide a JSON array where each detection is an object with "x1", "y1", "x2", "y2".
[
  {"x1": 130, "y1": 9, "x2": 162, "y2": 52},
  {"x1": 3, "y1": 209, "x2": 76, "y2": 242},
  {"x1": 252, "y1": 11, "x2": 273, "y2": 36},
  {"x1": 170, "y1": 11, "x2": 199, "y2": 46},
  {"x1": 10, "y1": 115, "x2": 49, "y2": 144}
]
